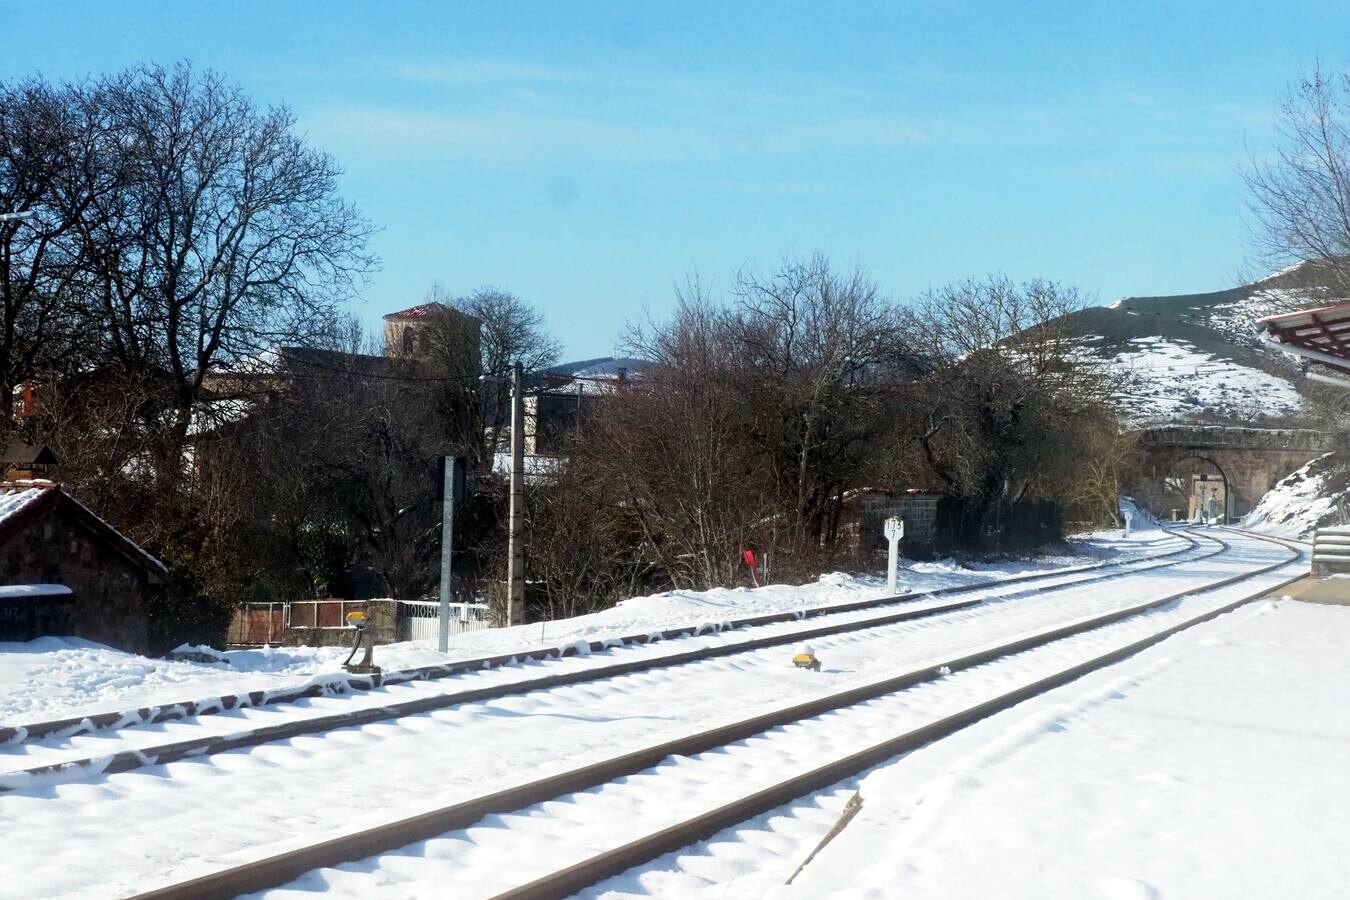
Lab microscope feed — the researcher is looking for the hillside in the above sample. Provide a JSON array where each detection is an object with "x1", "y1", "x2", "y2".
[
  {"x1": 1062, "y1": 263, "x2": 1339, "y2": 425},
  {"x1": 1242, "y1": 451, "x2": 1350, "y2": 538}
]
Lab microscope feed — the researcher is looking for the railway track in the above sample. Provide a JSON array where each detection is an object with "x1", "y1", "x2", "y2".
[
  {"x1": 117, "y1": 528, "x2": 1303, "y2": 900},
  {"x1": 0, "y1": 532, "x2": 1226, "y2": 790},
  {"x1": 0, "y1": 530, "x2": 1200, "y2": 748}
]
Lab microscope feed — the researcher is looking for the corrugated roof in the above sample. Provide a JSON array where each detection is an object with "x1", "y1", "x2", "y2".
[{"x1": 1260, "y1": 301, "x2": 1350, "y2": 375}]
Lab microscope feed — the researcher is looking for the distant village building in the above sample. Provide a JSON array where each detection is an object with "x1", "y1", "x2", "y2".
[
  {"x1": 0, "y1": 443, "x2": 167, "y2": 652},
  {"x1": 523, "y1": 357, "x2": 650, "y2": 454},
  {"x1": 203, "y1": 301, "x2": 483, "y2": 403},
  {"x1": 382, "y1": 302, "x2": 482, "y2": 367}
]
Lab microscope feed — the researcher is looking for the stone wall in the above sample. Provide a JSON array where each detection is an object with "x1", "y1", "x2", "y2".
[
  {"x1": 1138, "y1": 426, "x2": 1341, "y2": 453},
  {"x1": 839, "y1": 492, "x2": 941, "y2": 557},
  {"x1": 0, "y1": 590, "x2": 75, "y2": 642},
  {"x1": 0, "y1": 503, "x2": 152, "y2": 653},
  {"x1": 1130, "y1": 425, "x2": 1346, "y2": 519}
]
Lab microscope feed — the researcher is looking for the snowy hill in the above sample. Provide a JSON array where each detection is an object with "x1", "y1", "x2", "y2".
[
  {"x1": 1241, "y1": 451, "x2": 1350, "y2": 538},
  {"x1": 1061, "y1": 262, "x2": 1340, "y2": 425}
]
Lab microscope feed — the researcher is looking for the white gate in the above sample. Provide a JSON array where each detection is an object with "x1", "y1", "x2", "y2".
[{"x1": 398, "y1": 600, "x2": 492, "y2": 642}]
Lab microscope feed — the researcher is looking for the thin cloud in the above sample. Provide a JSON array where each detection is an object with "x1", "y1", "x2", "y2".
[
  {"x1": 394, "y1": 59, "x2": 575, "y2": 87},
  {"x1": 304, "y1": 101, "x2": 930, "y2": 164},
  {"x1": 388, "y1": 56, "x2": 892, "y2": 110}
]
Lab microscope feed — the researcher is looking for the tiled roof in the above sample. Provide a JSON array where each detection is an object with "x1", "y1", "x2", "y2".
[{"x1": 382, "y1": 302, "x2": 483, "y2": 324}]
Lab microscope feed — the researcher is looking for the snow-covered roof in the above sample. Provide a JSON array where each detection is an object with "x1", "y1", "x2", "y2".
[
  {"x1": 535, "y1": 357, "x2": 654, "y2": 394},
  {"x1": 0, "y1": 481, "x2": 167, "y2": 578},
  {"x1": 382, "y1": 302, "x2": 443, "y2": 321},
  {"x1": 0, "y1": 483, "x2": 55, "y2": 529},
  {"x1": 0, "y1": 584, "x2": 72, "y2": 600}
]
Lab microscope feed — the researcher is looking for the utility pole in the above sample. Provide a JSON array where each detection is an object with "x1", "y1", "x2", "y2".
[{"x1": 507, "y1": 360, "x2": 526, "y2": 626}]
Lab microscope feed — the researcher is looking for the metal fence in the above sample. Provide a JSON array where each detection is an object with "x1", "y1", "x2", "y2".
[
  {"x1": 398, "y1": 600, "x2": 492, "y2": 642},
  {"x1": 227, "y1": 598, "x2": 494, "y2": 647},
  {"x1": 227, "y1": 602, "x2": 286, "y2": 646},
  {"x1": 286, "y1": 599, "x2": 368, "y2": 630}
]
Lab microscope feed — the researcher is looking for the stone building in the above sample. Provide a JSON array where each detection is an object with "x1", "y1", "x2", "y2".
[
  {"x1": 837, "y1": 489, "x2": 943, "y2": 558},
  {"x1": 382, "y1": 302, "x2": 482, "y2": 366},
  {"x1": 0, "y1": 445, "x2": 167, "y2": 652}
]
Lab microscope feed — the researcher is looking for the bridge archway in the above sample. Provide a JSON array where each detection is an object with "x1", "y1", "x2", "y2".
[
  {"x1": 1158, "y1": 454, "x2": 1231, "y2": 524},
  {"x1": 1127, "y1": 426, "x2": 1339, "y2": 523}
]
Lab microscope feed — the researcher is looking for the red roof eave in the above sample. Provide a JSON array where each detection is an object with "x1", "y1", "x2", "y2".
[{"x1": 1260, "y1": 300, "x2": 1350, "y2": 376}]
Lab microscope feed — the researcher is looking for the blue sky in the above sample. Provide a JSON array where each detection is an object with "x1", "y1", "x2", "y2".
[{"x1": 2, "y1": 2, "x2": 1345, "y2": 359}]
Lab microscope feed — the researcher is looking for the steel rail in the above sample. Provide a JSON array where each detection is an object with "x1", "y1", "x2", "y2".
[
  {"x1": 0, "y1": 533, "x2": 1222, "y2": 789},
  {"x1": 128, "y1": 530, "x2": 1300, "y2": 900},
  {"x1": 1, "y1": 531, "x2": 1199, "y2": 747},
  {"x1": 1221, "y1": 524, "x2": 1312, "y2": 547},
  {"x1": 494, "y1": 533, "x2": 1307, "y2": 900}
]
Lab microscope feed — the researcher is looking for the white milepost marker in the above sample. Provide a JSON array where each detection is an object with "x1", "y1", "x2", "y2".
[
  {"x1": 884, "y1": 516, "x2": 904, "y2": 595},
  {"x1": 1123, "y1": 508, "x2": 1133, "y2": 538}
]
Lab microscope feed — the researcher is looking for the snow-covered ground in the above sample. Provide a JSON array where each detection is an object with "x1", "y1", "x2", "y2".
[
  {"x1": 1205, "y1": 285, "x2": 1324, "y2": 347},
  {"x1": 1104, "y1": 336, "x2": 1304, "y2": 423},
  {"x1": 235, "y1": 530, "x2": 1295, "y2": 900},
  {"x1": 792, "y1": 596, "x2": 1347, "y2": 899},
  {"x1": 1242, "y1": 452, "x2": 1345, "y2": 539},
  {"x1": 0, "y1": 531, "x2": 1157, "y2": 727},
  {"x1": 0, "y1": 527, "x2": 1309, "y2": 900}
]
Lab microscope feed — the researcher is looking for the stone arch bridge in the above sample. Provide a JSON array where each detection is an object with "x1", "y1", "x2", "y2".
[{"x1": 1130, "y1": 425, "x2": 1341, "y2": 522}]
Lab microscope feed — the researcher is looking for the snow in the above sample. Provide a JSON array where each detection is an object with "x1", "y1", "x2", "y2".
[
  {"x1": 1118, "y1": 495, "x2": 1158, "y2": 528},
  {"x1": 0, "y1": 527, "x2": 1305, "y2": 900},
  {"x1": 1204, "y1": 287, "x2": 1324, "y2": 347},
  {"x1": 1105, "y1": 336, "x2": 1304, "y2": 423},
  {"x1": 0, "y1": 483, "x2": 50, "y2": 526},
  {"x1": 0, "y1": 585, "x2": 71, "y2": 599},
  {"x1": 793, "y1": 597, "x2": 1346, "y2": 899},
  {"x1": 1261, "y1": 260, "x2": 1315, "y2": 282},
  {"x1": 232, "y1": 531, "x2": 1297, "y2": 899},
  {"x1": 491, "y1": 449, "x2": 563, "y2": 481},
  {"x1": 1242, "y1": 452, "x2": 1343, "y2": 538},
  {"x1": 0, "y1": 531, "x2": 1156, "y2": 727}
]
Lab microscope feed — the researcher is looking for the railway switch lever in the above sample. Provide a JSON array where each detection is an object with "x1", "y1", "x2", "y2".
[{"x1": 342, "y1": 610, "x2": 382, "y2": 675}]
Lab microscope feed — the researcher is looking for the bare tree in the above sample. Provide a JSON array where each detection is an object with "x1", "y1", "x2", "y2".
[
  {"x1": 421, "y1": 284, "x2": 561, "y2": 468},
  {"x1": 545, "y1": 257, "x2": 916, "y2": 593},
  {"x1": 896, "y1": 276, "x2": 1121, "y2": 544},
  {"x1": 67, "y1": 63, "x2": 374, "y2": 492},
  {"x1": 0, "y1": 77, "x2": 98, "y2": 416},
  {"x1": 589, "y1": 291, "x2": 778, "y2": 588},
  {"x1": 725, "y1": 256, "x2": 917, "y2": 543},
  {"x1": 1246, "y1": 62, "x2": 1350, "y2": 288}
]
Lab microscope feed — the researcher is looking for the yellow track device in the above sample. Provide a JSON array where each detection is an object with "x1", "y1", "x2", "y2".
[
  {"x1": 342, "y1": 609, "x2": 381, "y2": 675},
  {"x1": 792, "y1": 645, "x2": 821, "y2": 672}
]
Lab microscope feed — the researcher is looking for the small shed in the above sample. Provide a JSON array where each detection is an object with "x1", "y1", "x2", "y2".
[
  {"x1": 838, "y1": 489, "x2": 943, "y2": 557},
  {"x1": 0, "y1": 464, "x2": 167, "y2": 653}
]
